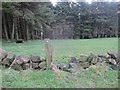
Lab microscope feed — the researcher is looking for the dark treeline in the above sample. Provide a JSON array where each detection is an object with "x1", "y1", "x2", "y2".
[
  {"x1": 53, "y1": 2, "x2": 118, "y2": 39},
  {"x1": 1, "y1": 1, "x2": 119, "y2": 42},
  {"x1": 2, "y1": 2, "x2": 54, "y2": 42}
]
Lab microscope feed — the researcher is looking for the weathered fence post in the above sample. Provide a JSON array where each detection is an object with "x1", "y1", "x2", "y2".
[{"x1": 44, "y1": 38, "x2": 53, "y2": 70}]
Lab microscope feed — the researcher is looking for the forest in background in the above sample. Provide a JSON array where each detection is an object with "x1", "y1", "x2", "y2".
[{"x1": 1, "y1": 1, "x2": 119, "y2": 42}]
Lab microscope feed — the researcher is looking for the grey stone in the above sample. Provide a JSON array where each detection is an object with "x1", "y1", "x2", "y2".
[
  {"x1": 31, "y1": 55, "x2": 41, "y2": 63},
  {"x1": 87, "y1": 53, "x2": 94, "y2": 62},
  {"x1": 97, "y1": 57, "x2": 103, "y2": 63},
  {"x1": 22, "y1": 63, "x2": 30, "y2": 70},
  {"x1": 19, "y1": 55, "x2": 30, "y2": 63},
  {"x1": 14, "y1": 55, "x2": 30, "y2": 65},
  {"x1": 15, "y1": 56, "x2": 24, "y2": 65},
  {"x1": 32, "y1": 62, "x2": 39, "y2": 69},
  {"x1": 82, "y1": 62, "x2": 90, "y2": 69},
  {"x1": 70, "y1": 57, "x2": 79, "y2": 63},
  {"x1": 87, "y1": 53, "x2": 98, "y2": 64},
  {"x1": 79, "y1": 54, "x2": 88, "y2": 62},
  {"x1": 57, "y1": 63, "x2": 68, "y2": 71},
  {"x1": 107, "y1": 50, "x2": 118, "y2": 59},
  {"x1": 98, "y1": 54, "x2": 110, "y2": 58},
  {"x1": 39, "y1": 62, "x2": 47, "y2": 70},
  {"x1": 69, "y1": 63, "x2": 78, "y2": 68},
  {"x1": 108, "y1": 58, "x2": 117, "y2": 65},
  {"x1": 100, "y1": 57, "x2": 108, "y2": 62},
  {"x1": 2, "y1": 59, "x2": 10, "y2": 66},
  {"x1": 11, "y1": 62, "x2": 23, "y2": 70},
  {"x1": 0, "y1": 49, "x2": 7, "y2": 62},
  {"x1": 91, "y1": 54, "x2": 98, "y2": 65},
  {"x1": 2, "y1": 53, "x2": 15, "y2": 66}
]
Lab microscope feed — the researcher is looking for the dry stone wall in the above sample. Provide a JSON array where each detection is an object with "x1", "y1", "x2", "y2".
[
  {"x1": 56, "y1": 50, "x2": 120, "y2": 73},
  {"x1": 0, "y1": 49, "x2": 46, "y2": 70},
  {"x1": 0, "y1": 48, "x2": 119, "y2": 73}
]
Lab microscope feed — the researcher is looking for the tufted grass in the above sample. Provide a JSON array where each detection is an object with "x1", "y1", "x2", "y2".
[{"x1": 1, "y1": 38, "x2": 119, "y2": 88}]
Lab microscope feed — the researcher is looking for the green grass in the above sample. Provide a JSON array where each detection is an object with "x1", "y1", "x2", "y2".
[
  {"x1": 2, "y1": 38, "x2": 118, "y2": 64},
  {"x1": 1, "y1": 66, "x2": 118, "y2": 88},
  {"x1": 1, "y1": 38, "x2": 119, "y2": 88}
]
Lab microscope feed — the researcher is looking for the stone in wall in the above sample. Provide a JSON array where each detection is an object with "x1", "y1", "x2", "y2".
[
  {"x1": 2, "y1": 53, "x2": 15, "y2": 66},
  {"x1": 0, "y1": 49, "x2": 7, "y2": 62},
  {"x1": 39, "y1": 61, "x2": 47, "y2": 70},
  {"x1": 31, "y1": 55, "x2": 41, "y2": 63}
]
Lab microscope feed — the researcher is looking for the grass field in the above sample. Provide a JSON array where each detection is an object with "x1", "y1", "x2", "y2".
[
  {"x1": 2, "y1": 38, "x2": 118, "y2": 63},
  {"x1": 1, "y1": 38, "x2": 119, "y2": 88}
]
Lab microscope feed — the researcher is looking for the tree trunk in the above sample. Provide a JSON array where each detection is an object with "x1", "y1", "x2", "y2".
[
  {"x1": 11, "y1": 18, "x2": 15, "y2": 42},
  {"x1": 16, "y1": 27, "x2": 19, "y2": 40},
  {"x1": 3, "y1": 12, "x2": 9, "y2": 41},
  {"x1": 26, "y1": 23, "x2": 29, "y2": 40}
]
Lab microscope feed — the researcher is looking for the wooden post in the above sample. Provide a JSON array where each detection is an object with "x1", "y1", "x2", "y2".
[
  {"x1": 118, "y1": 1, "x2": 120, "y2": 37},
  {"x1": 44, "y1": 38, "x2": 53, "y2": 70}
]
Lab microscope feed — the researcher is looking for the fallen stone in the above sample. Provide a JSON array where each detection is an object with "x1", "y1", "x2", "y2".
[
  {"x1": 32, "y1": 62, "x2": 39, "y2": 69},
  {"x1": 22, "y1": 63, "x2": 30, "y2": 70},
  {"x1": 79, "y1": 54, "x2": 88, "y2": 62},
  {"x1": 100, "y1": 57, "x2": 108, "y2": 62},
  {"x1": 0, "y1": 49, "x2": 7, "y2": 62},
  {"x1": 107, "y1": 50, "x2": 118, "y2": 59},
  {"x1": 82, "y1": 62, "x2": 90, "y2": 69},
  {"x1": 11, "y1": 62, "x2": 23, "y2": 70},
  {"x1": 95, "y1": 58, "x2": 105, "y2": 66},
  {"x1": 98, "y1": 54, "x2": 110, "y2": 58},
  {"x1": 57, "y1": 63, "x2": 69, "y2": 71},
  {"x1": 97, "y1": 57, "x2": 103, "y2": 62},
  {"x1": 2, "y1": 53, "x2": 15, "y2": 66},
  {"x1": 2, "y1": 59, "x2": 9, "y2": 66},
  {"x1": 39, "y1": 62, "x2": 47, "y2": 70},
  {"x1": 87, "y1": 53, "x2": 94, "y2": 62},
  {"x1": 31, "y1": 55, "x2": 41, "y2": 63},
  {"x1": 108, "y1": 58, "x2": 117, "y2": 65},
  {"x1": 69, "y1": 63, "x2": 78, "y2": 68},
  {"x1": 91, "y1": 54, "x2": 98, "y2": 65},
  {"x1": 70, "y1": 57, "x2": 79, "y2": 63}
]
